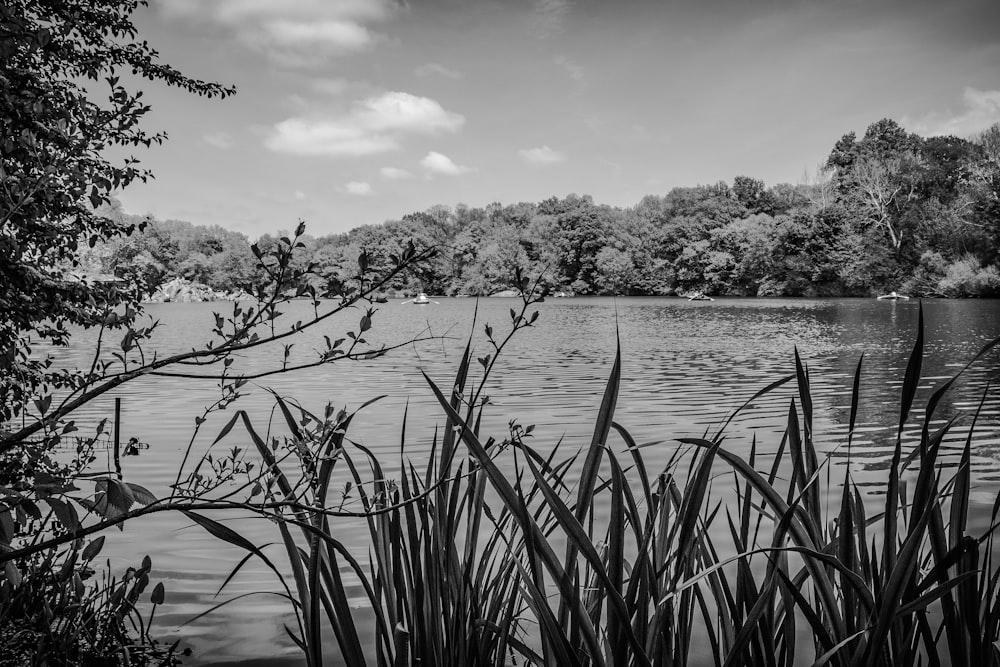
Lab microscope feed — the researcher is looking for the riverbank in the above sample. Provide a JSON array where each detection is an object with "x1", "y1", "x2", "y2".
[{"x1": 146, "y1": 277, "x2": 251, "y2": 303}]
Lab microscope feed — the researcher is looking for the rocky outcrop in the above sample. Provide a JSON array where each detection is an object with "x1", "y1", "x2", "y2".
[{"x1": 147, "y1": 277, "x2": 250, "y2": 303}]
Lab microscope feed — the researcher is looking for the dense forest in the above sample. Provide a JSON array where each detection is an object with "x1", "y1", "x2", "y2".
[{"x1": 82, "y1": 118, "x2": 1000, "y2": 298}]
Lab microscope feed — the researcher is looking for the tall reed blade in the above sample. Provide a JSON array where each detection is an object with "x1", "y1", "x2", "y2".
[
  {"x1": 898, "y1": 302, "x2": 924, "y2": 439},
  {"x1": 422, "y1": 370, "x2": 609, "y2": 665},
  {"x1": 847, "y1": 353, "x2": 864, "y2": 452},
  {"x1": 575, "y1": 338, "x2": 621, "y2": 524}
]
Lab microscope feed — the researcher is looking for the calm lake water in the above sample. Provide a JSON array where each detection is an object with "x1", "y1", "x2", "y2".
[{"x1": 46, "y1": 297, "x2": 1000, "y2": 665}]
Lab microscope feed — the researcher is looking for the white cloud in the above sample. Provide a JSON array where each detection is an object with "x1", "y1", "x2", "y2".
[
  {"x1": 554, "y1": 55, "x2": 585, "y2": 84},
  {"x1": 265, "y1": 91, "x2": 464, "y2": 157},
  {"x1": 532, "y1": 0, "x2": 571, "y2": 38},
  {"x1": 904, "y1": 87, "x2": 1000, "y2": 138},
  {"x1": 266, "y1": 118, "x2": 397, "y2": 156},
  {"x1": 160, "y1": 0, "x2": 394, "y2": 23},
  {"x1": 421, "y1": 151, "x2": 471, "y2": 176},
  {"x1": 380, "y1": 166, "x2": 413, "y2": 179},
  {"x1": 203, "y1": 132, "x2": 234, "y2": 149},
  {"x1": 158, "y1": 0, "x2": 399, "y2": 67},
  {"x1": 345, "y1": 181, "x2": 374, "y2": 196},
  {"x1": 263, "y1": 20, "x2": 373, "y2": 51},
  {"x1": 518, "y1": 145, "x2": 566, "y2": 164},
  {"x1": 415, "y1": 62, "x2": 463, "y2": 80},
  {"x1": 358, "y1": 92, "x2": 465, "y2": 133},
  {"x1": 294, "y1": 190, "x2": 307, "y2": 201}
]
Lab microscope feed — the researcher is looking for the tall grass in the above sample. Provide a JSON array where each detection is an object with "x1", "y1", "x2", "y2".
[{"x1": 210, "y1": 302, "x2": 1000, "y2": 666}]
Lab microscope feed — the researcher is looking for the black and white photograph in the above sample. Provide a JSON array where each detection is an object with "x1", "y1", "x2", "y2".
[{"x1": 3, "y1": 0, "x2": 1000, "y2": 664}]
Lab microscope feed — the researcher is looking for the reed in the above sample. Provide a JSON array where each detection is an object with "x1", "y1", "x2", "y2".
[{"x1": 209, "y1": 301, "x2": 1000, "y2": 666}]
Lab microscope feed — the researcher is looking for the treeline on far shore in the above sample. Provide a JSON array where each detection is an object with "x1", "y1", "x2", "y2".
[{"x1": 82, "y1": 118, "x2": 1000, "y2": 298}]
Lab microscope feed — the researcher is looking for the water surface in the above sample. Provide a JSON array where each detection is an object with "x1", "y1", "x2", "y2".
[{"x1": 48, "y1": 297, "x2": 1000, "y2": 664}]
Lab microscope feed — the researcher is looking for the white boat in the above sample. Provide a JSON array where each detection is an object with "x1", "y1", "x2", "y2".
[
  {"x1": 687, "y1": 292, "x2": 714, "y2": 301},
  {"x1": 877, "y1": 291, "x2": 910, "y2": 300},
  {"x1": 402, "y1": 292, "x2": 436, "y2": 304}
]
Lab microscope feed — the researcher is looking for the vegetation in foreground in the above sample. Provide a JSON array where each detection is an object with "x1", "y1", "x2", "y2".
[{"x1": 179, "y1": 297, "x2": 1000, "y2": 667}]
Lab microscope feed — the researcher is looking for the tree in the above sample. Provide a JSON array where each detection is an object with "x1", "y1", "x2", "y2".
[
  {"x1": 1, "y1": 0, "x2": 234, "y2": 422},
  {"x1": 593, "y1": 247, "x2": 635, "y2": 294},
  {"x1": 533, "y1": 194, "x2": 613, "y2": 292},
  {"x1": 825, "y1": 119, "x2": 923, "y2": 250},
  {"x1": 731, "y1": 175, "x2": 774, "y2": 215}
]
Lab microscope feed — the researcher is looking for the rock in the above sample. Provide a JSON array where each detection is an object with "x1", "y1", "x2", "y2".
[{"x1": 146, "y1": 277, "x2": 251, "y2": 303}]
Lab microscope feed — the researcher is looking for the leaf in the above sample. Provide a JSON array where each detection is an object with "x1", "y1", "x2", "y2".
[
  {"x1": 0, "y1": 511, "x2": 14, "y2": 544},
  {"x1": 82, "y1": 535, "x2": 106, "y2": 561},
  {"x1": 33, "y1": 394, "x2": 52, "y2": 416},
  {"x1": 44, "y1": 498, "x2": 80, "y2": 533},
  {"x1": 126, "y1": 482, "x2": 157, "y2": 506},
  {"x1": 4, "y1": 562, "x2": 22, "y2": 588},
  {"x1": 182, "y1": 511, "x2": 276, "y2": 571},
  {"x1": 97, "y1": 478, "x2": 136, "y2": 513}
]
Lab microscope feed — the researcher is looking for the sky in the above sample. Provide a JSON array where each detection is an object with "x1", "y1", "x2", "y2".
[{"x1": 112, "y1": 0, "x2": 1000, "y2": 239}]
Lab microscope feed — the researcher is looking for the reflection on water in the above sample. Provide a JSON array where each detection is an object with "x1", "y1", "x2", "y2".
[{"x1": 49, "y1": 297, "x2": 1000, "y2": 665}]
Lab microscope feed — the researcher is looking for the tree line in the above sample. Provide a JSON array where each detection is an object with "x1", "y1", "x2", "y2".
[{"x1": 83, "y1": 118, "x2": 1000, "y2": 298}]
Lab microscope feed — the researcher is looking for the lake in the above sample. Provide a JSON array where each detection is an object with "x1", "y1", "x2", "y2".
[{"x1": 43, "y1": 296, "x2": 1000, "y2": 665}]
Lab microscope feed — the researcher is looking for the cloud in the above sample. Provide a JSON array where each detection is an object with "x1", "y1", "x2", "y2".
[
  {"x1": 263, "y1": 20, "x2": 373, "y2": 51},
  {"x1": 266, "y1": 118, "x2": 397, "y2": 156},
  {"x1": 358, "y1": 91, "x2": 465, "y2": 133},
  {"x1": 553, "y1": 55, "x2": 585, "y2": 84},
  {"x1": 293, "y1": 190, "x2": 307, "y2": 201},
  {"x1": 421, "y1": 151, "x2": 471, "y2": 176},
  {"x1": 518, "y1": 145, "x2": 566, "y2": 164},
  {"x1": 380, "y1": 166, "x2": 413, "y2": 179},
  {"x1": 532, "y1": 0, "x2": 571, "y2": 38},
  {"x1": 345, "y1": 181, "x2": 374, "y2": 196},
  {"x1": 265, "y1": 91, "x2": 464, "y2": 157},
  {"x1": 203, "y1": 132, "x2": 234, "y2": 149},
  {"x1": 904, "y1": 87, "x2": 1000, "y2": 137},
  {"x1": 158, "y1": 0, "x2": 399, "y2": 67},
  {"x1": 309, "y1": 78, "x2": 352, "y2": 96},
  {"x1": 415, "y1": 62, "x2": 463, "y2": 79}
]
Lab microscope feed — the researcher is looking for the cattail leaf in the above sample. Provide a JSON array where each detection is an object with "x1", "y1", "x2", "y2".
[{"x1": 898, "y1": 303, "x2": 924, "y2": 435}]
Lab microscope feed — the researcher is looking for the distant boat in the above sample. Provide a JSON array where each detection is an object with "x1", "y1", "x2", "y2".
[
  {"x1": 402, "y1": 292, "x2": 437, "y2": 305},
  {"x1": 553, "y1": 291, "x2": 569, "y2": 298},
  {"x1": 877, "y1": 291, "x2": 910, "y2": 300},
  {"x1": 687, "y1": 292, "x2": 714, "y2": 301}
]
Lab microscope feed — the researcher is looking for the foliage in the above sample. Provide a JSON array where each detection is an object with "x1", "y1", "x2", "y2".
[
  {"x1": 937, "y1": 254, "x2": 1000, "y2": 297},
  {"x1": 0, "y1": 0, "x2": 235, "y2": 423},
  {"x1": 73, "y1": 118, "x2": 1000, "y2": 301},
  {"x1": 166, "y1": 298, "x2": 1000, "y2": 667},
  {"x1": 0, "y1": 226, "x2": 435, "y2": 662},
  {"x1": 1, "y1": 544, "x2": 183, "y2": 666}
]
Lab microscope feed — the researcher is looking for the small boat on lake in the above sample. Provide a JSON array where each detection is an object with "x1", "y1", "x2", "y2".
[
  {"x1": 402, "y1": 292, "x2": 437, "y2": 305},
  {"x1": 877, "y1": 291, "x2": 910, "y2": 300},
  {"x1": 687, "y1": 292, "x2": 714, "y2": 301}
]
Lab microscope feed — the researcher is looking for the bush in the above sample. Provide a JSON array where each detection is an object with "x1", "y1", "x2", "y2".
[{"x1": 938, "y1": 254, "x2": 1000, "y2": 297}]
